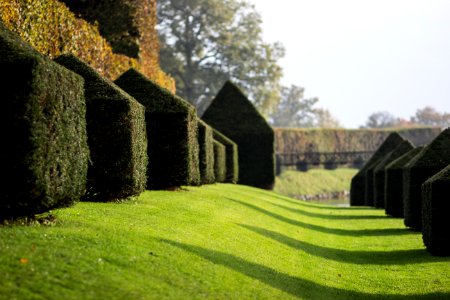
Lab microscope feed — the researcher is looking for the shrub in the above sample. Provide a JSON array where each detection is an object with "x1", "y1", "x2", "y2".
[
  {"x1": 55, "y1": 55, "x2": 147, "y2": 201},
  {"x1": 0, "y1": 0, "x2": 174, "y2": 91},
  {"x1": 403, "y1": 128, "x2": 450, "y2": 231},
  {"x1": 213, "y1": 140, "x2": 226, "y2": 183},
  {"x1": 114, "y1": 68, "x2": 200, "y2": 189},
  {"x1": 422, "y1": 163, "x2": 450, "y2": 256},
  {"x1": 384, "y1": 147, "x2": 424, "y2": 217},
  {"x1": 197, "y1": 119, "x2": 215, "y2": 184},
  {"x1": 373, "y1": 140, "x2": 413, "y2": 208},
  {"x1": 274, "y1": 127, "x2": 440, "y2": 154},
  {"x1": 350, "y1": 132, "x2": 404, "y2": 206},
  {"x1": 0, "y1": 25, "x2": 89, "y2": 218},
  {"x1": 203, "y1": 81, "x2": 274, "y2": 189},
  {"x1": 211, "y1": 129, "x2": 239, "y2": 184}
]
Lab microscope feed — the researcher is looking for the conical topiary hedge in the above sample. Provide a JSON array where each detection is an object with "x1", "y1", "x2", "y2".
[
  {"x1": 422, "y1": 163, "x2": 450, "y2": 256},
  {"x1": 114, "y1": 68, "x2": 200, "y2": 189},
  {"x1": 211, "y1": 129, "x2": 239, "y2": 184},
  {"x1": 55, "y1": 55, "x2": 147, "y2": 201},
  {"x1": 373, "y1": 140, "x2": 414, "y2": 208},
  {"x1": 350, "y1": 132, "x2": 404, "y2": 206},
  {"x1": 197, "y1": 119, "x2": 215, "y2": 184},
  {"x1": 203, "y1": 81, "x2": 274, "y2": 189},
  {"x1": 213, "y1": 140, "x2": 227, "y2": 183},
  {"x1": 403, "y1": 128, "x2": 450, "y2": 231},
  {"x1": 0, "y1": 24, "x2": 89, "y2": 219},
  {"x1": 384, "y1": 147, "x2": 423, "y2": 217}
]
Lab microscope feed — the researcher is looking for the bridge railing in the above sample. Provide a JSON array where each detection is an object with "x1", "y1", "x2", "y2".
[{"x1": 275, "y1": 151, "x2": 374, "y2": 173}]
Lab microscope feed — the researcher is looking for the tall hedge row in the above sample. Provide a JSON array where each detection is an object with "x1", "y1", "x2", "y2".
[
  {"x1": 384, "y1": 147, "x2": 423, "y2": 217},
  {"x1": 55, "y1": 55, "x2": 147, "y2": 202},
  {"x1": 373, "y1": 140, "x2": 414, "y2": 208},
  {"x1": 203, "y1": 81, "x2": 274, "y2": 189},
  {"x1": 274, "y1": 127, "x2": 440, "y2": 154},
  {"x1": 213, "y1": 140, "x2": 227, "y2": 183},
  {"x1": 403, "y1": 128, "x2": 450, "y2": 231},
  {"x1": 115, "y1": 68, "x2": 200, "y2": 189},
  {"x1": 211, "y1": 129, "x2": 239, "y2": 184},
  {"x1": 197, "y1": 119, "x2": 215, "y2": 184},
  {"x1": 0, "y1": 25, "x2": 89, "y2": 218},
  {"x1": 0, "y1": 0, "x2": 174, "y2": 91},
  {"x1": 422, "y1": 163, "x2": 450, "y2": 256},
  {"x1": 350, "y1": 133, "x2": 404, "y2": 206}
]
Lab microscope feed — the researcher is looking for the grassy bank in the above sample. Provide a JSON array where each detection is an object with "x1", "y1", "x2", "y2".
[
  {"x1": 275, "y1": 168, "x2": 358, "y2": 197},
  {"x1": 1, "y1": 184, "x2": 449, "y2": 299}
]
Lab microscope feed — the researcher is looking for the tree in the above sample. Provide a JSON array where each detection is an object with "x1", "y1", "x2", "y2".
[
  {"x1": 313, "y1": 108, "x2": 342, "y2": 128},
  {"x1": 269, "y1": 85, "x2": 318, "y2": 127},
  {"x1": 363, "y1": 111, "x2": 399, "y2": 128},
  {"x1": 411, "y1": 106, "x2": 450, "y2": 127},
  {"x1": 157, "y1": 0, "x2": 284, "y2": 115}
]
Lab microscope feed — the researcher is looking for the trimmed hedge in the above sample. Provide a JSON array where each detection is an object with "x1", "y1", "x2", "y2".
[
  {"x1": 197, "y1": 119, "x2": 215, "y2": 184},
  {"x1": 213, "y1": 140, "x2": 227, "y2": 183},
  {"x1": 384, "y1": 147, "x2": 424, "y2": 217},
  {"x1": 403, "y1": 128, "x2": 450, "y2": 231},
  {"x1": 211, "y1": 129, "x2": 239, "y2": 184},
  {"x1": 373, "y1": 140, "x2": 414, "y2": 208},
  {"x1": 274, "y1": 127, "x2": 441, "y2": 153},
  {"x1": 0, "y1": 25, "x2": 89, "y2": 218},
  {"x1": 55, "y1": 55, "x2": 147, "y2": 201},
  {"x1": 350, "y1": 132, "x2": 404, "y2": 206},
  {"x1": 422, "y1": 163, "x2": 450, "y2": 256},
  {"x1": 203, "y1": 81, "x2": 274, "y2": 189},
  {"x1": 0, "y1": 0, "x2": 174, "y2": 91},
  {"x1": 114, "y1": 68, "x2": 200, "y2": 189}
]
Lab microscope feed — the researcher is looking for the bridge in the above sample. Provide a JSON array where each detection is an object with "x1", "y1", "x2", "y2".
[{"x1": 275, "y1": 151, "x2": 375, "y2": 173}]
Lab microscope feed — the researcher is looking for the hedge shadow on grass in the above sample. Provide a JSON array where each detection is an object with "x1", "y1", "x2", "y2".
[
  {"x1": 384, "y1": 147, "x2": 424, "y2": 218},
  {"x1": 55, "y1": 55, "x2": 147, "y2": 202},
  {"x1": 373, "y1": 140, "x2": 414, "y2": 208},
  {"x1": 202, "y1": 81, "x2": 274, "y2": 189},
  {"x1": 350, "y1": 132, "x2": 404, "y2": 206},
  {"x1": 161, "y1": 238, "x2": 449, "y2": 299},
  {"x1": 226, "y1": 198, "x2": 415, "y2": 237},
  {"x1": 114, "y1": 68, "x2": 200, "y2": 189},
  {"x1": 422, "y1": 163, "x2": 450, "y2": 256},
  {"x1": 0, "y1": 25, "x2": 89, "y2": 219},
  {"x1": 403, "y1": 128, "x2": 450, "y2": 231},
  {"x1": 240, "y1": 224, "x2": 450, "y2": 265}
]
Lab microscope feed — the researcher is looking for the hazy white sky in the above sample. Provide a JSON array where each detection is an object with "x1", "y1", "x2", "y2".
[{"x1": 249, "y1": 0, "x2": 450, "y2": 128}]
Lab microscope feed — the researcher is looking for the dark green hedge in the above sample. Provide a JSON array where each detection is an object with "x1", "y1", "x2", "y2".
[
  {"x1": 350, "y1": 132, "x2": 404, "y2": 206},
  {"x1": 384, "y1": 147, "x2": 423, "y2": 217},
  {"x1": 403, "y1": 128, "x2": 450, "y2": 231},
  {"x1": 213, "y1": 140, "x2": 226, "y2": 183},
  {"x1": 0, "y1": 25, "x2": 89, "y2": 218},
  {"x1": 55, "y1": 55, "x2": 147, "y2": 201},
  {"x1": 373, "y1": 140, "x2": 413, "y2": 208},
  {"x1": 211, "y1": 129, "x2": 239, "y2": 184},
  {"x1": 203, "y1": 81, "x2": 274, "y2": 189},
  {"x1": 197, "y1": 119, "x2": 215, "y2": 184},
  {"x1": 422, "y1": 163, "x2": 450, "y2": 256},
  {"x1": 114, "y1": 68, "x2": 200, "y2": 189}
]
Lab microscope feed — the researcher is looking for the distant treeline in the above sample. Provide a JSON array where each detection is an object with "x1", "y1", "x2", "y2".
[{"x1": 274, "y1": 127, "x2": 442, "y2": 153}]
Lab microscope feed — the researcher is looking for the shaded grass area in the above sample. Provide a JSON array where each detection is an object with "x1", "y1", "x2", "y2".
[
  {"x1": 1, "y1": 184, "x2": 449, "y2": 299},
  {"x1": 275, "y1": 168, "x2": 357, "y2": 197}
]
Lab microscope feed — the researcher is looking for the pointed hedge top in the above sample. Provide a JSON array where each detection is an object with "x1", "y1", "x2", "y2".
[
  {"x1": 385, "y1": 146, "x2": 424, "y2": 170},
  {"x1": 374, "y1": 140, "x2": 414, "y2": 173},
  {"x1": 405, "y1": 128, "x2": 450, "y2": 169},
  {"x1": 358, "y1": 132, "x2": 405, "y2": 173},
  {"x1": 202, "y1": 81, "x2": 272, "y2": 134},
  {"x1": 114, "y1": 68, "x2": 194, "y2": 114}
]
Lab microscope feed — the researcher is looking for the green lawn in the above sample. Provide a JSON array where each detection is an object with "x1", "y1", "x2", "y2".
[
  {"x1": 1, "y1": 184, "x2": 449, "y2": 299},
  {"x1": 275, "y1": 168, "x2": 358, "y2": 197}
]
